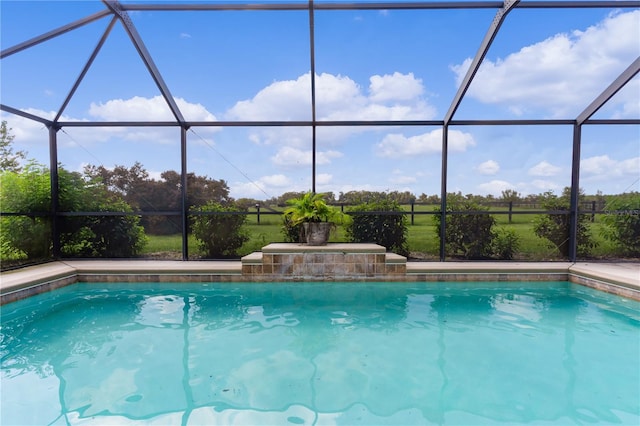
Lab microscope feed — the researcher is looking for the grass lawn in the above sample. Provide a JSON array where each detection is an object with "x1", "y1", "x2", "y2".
[{"x1": 140, "y1": 207, "x2": 628, "y2": 260}]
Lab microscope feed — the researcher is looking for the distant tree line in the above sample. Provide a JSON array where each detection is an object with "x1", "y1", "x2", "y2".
[{"x1": 84, "y1": 163, "x2": 231, "y2": 234}]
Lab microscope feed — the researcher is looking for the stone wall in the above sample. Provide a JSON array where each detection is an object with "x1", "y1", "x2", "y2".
[{"x1": 241, "y1": 243, "x2": 406, "y2": 281}]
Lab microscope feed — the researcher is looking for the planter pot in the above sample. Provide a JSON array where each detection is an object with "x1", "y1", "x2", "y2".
[{"x1": 302, "y1": 222, "x2": 334, "y2": 246}]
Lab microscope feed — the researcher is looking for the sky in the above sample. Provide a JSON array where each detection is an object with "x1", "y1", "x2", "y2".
[{"x1": 1, "y1": 0, "x2": 639, "y2": 201}]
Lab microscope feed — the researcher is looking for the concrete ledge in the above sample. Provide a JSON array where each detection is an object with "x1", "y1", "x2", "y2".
[
  {"x1": 385, "y1": 253, "x2": 407, "y2": 264},
  {"x1": 262, "y1": 243, "x2": 386, "y2": 254},
  {"x1": 241, "y1": 252, "x2": 263, "y2": 265},
  {"x1": 1, "y1": 260, "x2": 243, "y2": 305},
  {"x1": 406, "y1": 262, "x2": 573, "y2": 274}
]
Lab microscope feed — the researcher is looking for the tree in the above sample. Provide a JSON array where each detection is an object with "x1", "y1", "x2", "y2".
[
  {"x1": 0, "y1": 120, "x2": 26, "y2": 172},
  {"x1": 500, "y1": 189, "x2": 521, "y2": 202},
  {"x1": 84, "y1": 163, "x2": 232, "y2": 235}
]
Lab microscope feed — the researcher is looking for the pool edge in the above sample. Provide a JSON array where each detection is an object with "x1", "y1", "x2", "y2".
[{"x1": 1, "y1": 260, "x2": 638, "y2": 304}]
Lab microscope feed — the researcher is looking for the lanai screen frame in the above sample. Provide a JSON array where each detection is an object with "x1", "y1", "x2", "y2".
[{"x1": 1, "y1": 0, "x2": 639, "y2": 262}]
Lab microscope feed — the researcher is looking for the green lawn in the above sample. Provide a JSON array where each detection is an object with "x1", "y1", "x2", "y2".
[{"x1": 141, "y1": 208, "x2": 627, "y2": 260}]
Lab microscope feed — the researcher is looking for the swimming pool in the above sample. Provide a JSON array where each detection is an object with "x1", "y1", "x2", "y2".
[{"x1": 1, "y1": 281, "x2": 639, "y2": 425}]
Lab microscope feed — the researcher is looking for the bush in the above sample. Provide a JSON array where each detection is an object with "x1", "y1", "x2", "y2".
[
  {"x1": 600, "y1": 193, "x2": 640, "y2": 256},
  {"x1": 61, "y1": 169, "x2": 148, "y2": 258},
  {"x1": 60, "y1": 200, "x2": 147, "y2": 258},
  {"x1": 1, "y1": 163, "x2": 53, "y2": 260},
  {"x1": 281, "y1": 214, "x2": 303, "y2": 243},
  {"x1": 0, "y1": 163, "x2": 147, "y2": 260},
  {"x1": 491, "y1": 228, "x2": 520, "y2": 260},
  {"x1": 191, "y1": 202, "x2": 249, "y2": 258},
  {"x1": 346, "y1": 199, "x2": 409, "y2": 256},
  {"x1": 533, "y1": 189, "x2": 595, "y2": 258},
  {"x1": 433, "y1": 195, "x2": 496, "y2": 259}
]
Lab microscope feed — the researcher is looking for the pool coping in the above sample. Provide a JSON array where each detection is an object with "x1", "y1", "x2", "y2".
[{"x1": 1, "y1": 260, "x2": 639, "y2": 304}]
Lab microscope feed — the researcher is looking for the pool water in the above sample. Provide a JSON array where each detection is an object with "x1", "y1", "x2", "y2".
[{"x1": 1, "y1": 281, "x2": 639, "y2": 425}]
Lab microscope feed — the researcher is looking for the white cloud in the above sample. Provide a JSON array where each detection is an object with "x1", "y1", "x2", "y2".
[
  {"x1": 271, "y1": 146, "x2": 343, "y2": 167},
  {"x1": 0, "y1": 109, "x2": 54, "y2": 145},
  {"x1": 619, "y1": 156, "x2": 640, "y2": 175},
  {"x1": 376, "y1": 128, "x2": 476, "y2": 158},
  {"x1": 528, "y1": 161, "x2": 562, "y2": 177},
  {"x1": 229, "y1": 174, "x2": 293, "y2": 199},
  {"x1": 1, "y1": 98, "x2": 219, "y2": 152},
  {"x1": 582, "y1": 155, "x2": 640, "y2": 181},
  {"x1": 581, "y1": 155, "x2": 617, "y2": 175},
  {"x1": 369, "y1": 72, "x2": 424, "y2": 103},
  {"x1": 530, "y1": 179, "x2": 563, "y2": 192},
  {"x1": 452, "y1": 10, "x2": 640, "y2": 117},
  {"x1": 316, "y1": 173, "x2": 333, "y2": 185},
  {"x1": 476, "y1": 160, "x2": 500, "y2": 175},
  {"x1": 179, "y1": 32, "x2": 191, "y2": 39},
  {"x1": 260, "y1": 174, "x2": 291, "y2": 187},
  {"x1": 389, "y1": 175, "x2": 417, "y2": 184},
  {"x1": 89, "y1": 95, "x2": 217, "y2": 122},
  {"x1": 477, "y1": 180, "x2": 514, "y2": 196},
  {"x1": 227, "y1": 71, "x2": 436, "y2": 142}
]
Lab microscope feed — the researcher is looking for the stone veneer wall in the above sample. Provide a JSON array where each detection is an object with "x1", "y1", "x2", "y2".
[{"x1": 241, "y1": 243, "x2": 406, "y2": 281}]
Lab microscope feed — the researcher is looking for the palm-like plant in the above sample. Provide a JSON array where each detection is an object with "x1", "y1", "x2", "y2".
[{"x1": 284, "y1": 191, "x2": 334, "y2": 225}]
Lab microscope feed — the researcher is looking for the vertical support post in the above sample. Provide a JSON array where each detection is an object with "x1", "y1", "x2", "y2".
[
  {"x1": 308, "y1": 0, "x2": 317, "y2": 193},
  {"x1": 439, "y1": 125, "x2": 449, "y2": 261},
  {"x1": 568, "y1": 123, "x2": 581, "y2": 262},
  {"x1": 591, "y1": 201, "x2": 596, "y2": 222},
  {"x1": 410, "y1": 199, "x2": 415, "y2": 226},
  {"x1": 49, "y1": 125, "x2": 61, "y2": 258},
  {"x1": 181, "y1": 126, "x2": 189, "y2": 261},
  {"x1": 256, "y1": 203, "x2": 261, "y2": 224},
  {"x1": 509, "y1": 201, "x2": 513, "y2": 224}
]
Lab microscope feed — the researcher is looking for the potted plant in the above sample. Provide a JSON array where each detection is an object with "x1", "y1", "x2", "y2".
[{"x1": 283, "y1": 192, "x2": 347, "y2": 245}]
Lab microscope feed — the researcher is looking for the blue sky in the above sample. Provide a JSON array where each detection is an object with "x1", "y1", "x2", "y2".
[{"x1": 1, "y1": 1, "x2": 639, "y2": 201}]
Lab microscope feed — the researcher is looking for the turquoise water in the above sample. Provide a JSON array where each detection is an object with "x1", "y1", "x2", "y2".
[{"x1": 1, "y1": 281, "x2": 639, "y2": 425}]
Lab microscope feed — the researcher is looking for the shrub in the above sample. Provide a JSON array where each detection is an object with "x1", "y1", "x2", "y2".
[
  {"x1": 60, "y1": 169, "x2": 147, "y2": 258},
  {"x1": 600, "y1": 193, "x2": 640, "y2": 256},
  {"x1": 0, "y1": 163, "x2": 53, "y2": 260},
  {"x1": 491, "y1": 228, "x2": 520, "y2": 260},
  {"x1": 281, "y1": 214, "x2": 303, "y2": 243},
  {"x1": 533, "y1": 189, "x2": 595, "y2": 258},
  {"x1": 60, "y1": 199, "x2": 147, "y2": 258},
  {"x1": 0, "y1": 163, "x2": 147, "y2": 260},
  {"x1": 346, "y1": 199, "x2": 409, "y2": 256},
  {"x1": 433, "y1": 196, "x2": 496, "y2": 259},
  {"x1": 191, "y1": 202, "x2": 249, "y2": 258}
]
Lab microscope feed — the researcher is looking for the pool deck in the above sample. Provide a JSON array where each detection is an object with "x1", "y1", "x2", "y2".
[{"x1": 1, "y1": 259, "x2": 639, "y2": 304}]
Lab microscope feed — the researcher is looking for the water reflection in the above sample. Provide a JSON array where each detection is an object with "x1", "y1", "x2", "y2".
[{"x1": 1, "y1": 282, "x2": 638, "y2": 425}]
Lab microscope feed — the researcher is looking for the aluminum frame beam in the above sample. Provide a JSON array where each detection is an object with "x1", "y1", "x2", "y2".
[
  {"x1": 55, "y1": 17, "x2": 119, "y2": 123},
  {"x1": 102, "y1": 0, "x2": 186, "y2": 125},
  {"x1": 118, "y1": 1, "x2": 640, "y2": 12},
  {"x1": 444, "y1": 0, "x2": 520, "y2": 124},
  {"x1": 0, "y1": 10, "x2": 111, "y2": 59},
  {"x1": 0, "y1": 105, "x2": 53, "y2": 127},
  {"x1": 576, "y1": 56, "x2": 640, "y2": 125}
]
